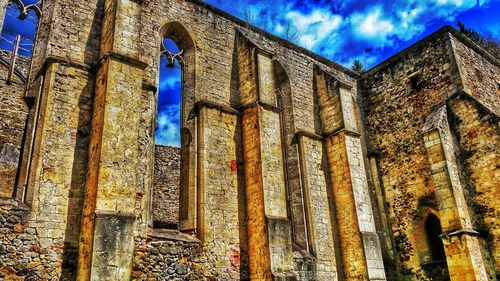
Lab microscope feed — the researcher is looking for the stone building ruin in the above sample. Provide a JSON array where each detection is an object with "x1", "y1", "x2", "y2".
[{"x1": 0, "y1": 0, "x2": 499, "y2": 280}]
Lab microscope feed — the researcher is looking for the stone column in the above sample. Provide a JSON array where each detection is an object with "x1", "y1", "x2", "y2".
[
  {"x1": 326, "y1": 131, "x2": 386, "y2": 281},
  {"x1": 19, "y1": 61, "x2": 94, "y2": 278},
  {"x1": 238, "y1": 38, "x2": 294, "y2": 279},
  {"x1": 315, "y1": 70, "x2": 386, "y2": 281},
  {"x1": 196, "y1": 104, "x2": 244, "y2": 279},
  {"x1": 422, "y1": 106, "x2": 488, "y2": 281},
  {"x1": 77, "y1": 0, "x2": 146, "y2": 280}
]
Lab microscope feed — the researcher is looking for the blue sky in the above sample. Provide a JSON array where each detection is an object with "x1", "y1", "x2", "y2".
[
  {"x1": 206, "y1": 0, "x2": 500, "y2": 67},
  {"x1": 2, "y1": 0, "x2": 499, "y2": 146},
  {"x1": 157, "y1": 39, "x2": 182, "y2": 146}
]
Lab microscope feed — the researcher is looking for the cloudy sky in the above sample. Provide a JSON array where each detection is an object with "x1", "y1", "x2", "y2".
[
  {"x1": 1, "y1": 0, "x2": 498, "y2": 146},
  {"x1": 207, "y1": 0, "x2": 499, "y2": 67}
]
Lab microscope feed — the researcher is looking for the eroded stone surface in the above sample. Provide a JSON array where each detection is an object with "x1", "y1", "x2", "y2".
[{"x1": 0, "y1": 0, "x2": 497, "y2": 280}]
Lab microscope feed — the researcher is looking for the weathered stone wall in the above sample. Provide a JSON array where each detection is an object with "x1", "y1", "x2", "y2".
[
  {"x1": 153, "y1": 145, "x2": 180, "y2": 228},
  {"x1": 132, "y1": 230, "x2": 202, "y2": 280},
  {"x1": 298, "y1": 135, "x2": 338, "y2": 279},
  {"x1": 27, "y1": 63, "x2": 93, "y2": 280},
  {"x1": 0, "y1": 0, "x2": 497, "y2": 279},
  {"x1": 361, "y1": 32, "x2": 456, "y2": 279},
  {"x1": 0, "y1": 199, "x2": 64, "y2": 280},
  {"x1": 448, "y1": 95, "x2": 499, "y2": 277},
  {"x1": 449, "y1": 34, "x2": 500, "y2": 113},
  {"x1": 197, "y1": 107, "x2": 245, "y2": 279},
  {"x1": 0, "y1": 53, "x2": 28, "y2": 197},
  {"x1": 361, "y1": 28, "x2": 499, "y2": 280}
]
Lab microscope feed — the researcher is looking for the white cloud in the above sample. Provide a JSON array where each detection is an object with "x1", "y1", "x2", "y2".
[
  {"x1": 285, "y1": 9, "x2": 343, "y2": 50},
  {"x1": 351, "y1": 6, "x2": 395, "y2": 48},
  {"x1": 159, "y1": 75, "x2": 180, "y2": 89},
  {"x1": 156, "y1": 104, "x2": 181, "y2": 147},
  {"x1": 353, "y1": 7, "x2": 394, "y2": 37}
]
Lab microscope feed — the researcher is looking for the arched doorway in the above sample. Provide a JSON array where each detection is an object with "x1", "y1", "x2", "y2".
[{"x1": 425, "y1": 213, "x2": 446, "y2": 261}]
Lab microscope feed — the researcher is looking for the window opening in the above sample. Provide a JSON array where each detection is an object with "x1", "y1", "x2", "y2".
[
  {"x1": 152, "y1": 37, "x2": 183, "y2": 229},
  {"x1": 409, "y1": 72, "x2": 423, "y2": 92},
  {"x1": 425, "y1": 214, "x2": 446, "y2": 261},
  {"x1": 1, "y1": 0, "x2": 41, "y2": 57}
]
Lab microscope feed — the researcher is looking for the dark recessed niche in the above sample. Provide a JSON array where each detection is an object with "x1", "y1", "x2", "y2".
[{"x1": 409, "y1": 72, "x2": 424, "y2": 92}]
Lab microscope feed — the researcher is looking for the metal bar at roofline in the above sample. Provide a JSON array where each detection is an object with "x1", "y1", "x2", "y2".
[{"x1": 7, "y1": 34, "x2": 19, "y2": 84}]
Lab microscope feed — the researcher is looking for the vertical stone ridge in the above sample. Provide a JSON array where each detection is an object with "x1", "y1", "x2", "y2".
[
  {"x1": 242, "y1": 105, "x2": 273, "y2": 280},
  {"x1": 77, "y1": 59, "x2": 108, "y2": 281},
  {"x1": 316, "y1": 66, "x2": 386, "y2": 281},
  {"x1": 297, "y1": 134, "x2": 339, "y2": 280},
  {"x1": 237, "y1": 34, "x2": 295, "y2": 279},
  {"x1": 422, "y1": 106, "x2": 488, "y2": 281},
  {"x1": 77, "y1": 0, "x2": 146, "y2": 280}
]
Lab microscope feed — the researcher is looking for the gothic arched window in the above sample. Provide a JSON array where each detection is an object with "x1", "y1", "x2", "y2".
[
  {"x1": 152, "y1": 22, "x2": 197, "y2": 234},
  {"x1": 152, "y1": 37, "x2": 183, "y2": 229}
]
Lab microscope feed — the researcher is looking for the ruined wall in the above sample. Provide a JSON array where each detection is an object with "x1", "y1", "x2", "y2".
[
  {"x1": 360, "y1": 32, "x2": 459, "y2": 279},
  {"x1": 25, "y1": 63, "x2": 93, "y2": 280},
  {"x1": 138, "y1": 1, "x2": 356, "y2": 279},
  {"x1": 361, "y1": 29, "x2": 499, "y2": 280},
  {"x1": 132, "y1": 231, "x2": 203, "y2": 280},
  {"x1": 197, "y1": 107, "x2": 245, "y2": 279},
  {"x1": 0, "y1": 0, "x2": 498, "y2": 279},
  {"x1": 0, "y1": 199, "x2": 64, "y2": 280},
  {"x1": 153, "y1": 145, "x2": 180, "y2": 228}
]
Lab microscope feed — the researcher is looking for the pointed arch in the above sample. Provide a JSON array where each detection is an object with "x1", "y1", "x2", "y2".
[{"x1": 151, "y1": 21, "x2": 198, "y2": 233}]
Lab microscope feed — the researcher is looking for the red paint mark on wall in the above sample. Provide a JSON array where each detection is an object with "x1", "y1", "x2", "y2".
[
  {"x1": 231, "y1": 160, "x2": 237, "y2": 172},
  {"x1": 230, "y1": 245, "x2": 240, "y2": 267},
  {"x1": 69, "y1": 129, "x2": 77, "y2": 146}
]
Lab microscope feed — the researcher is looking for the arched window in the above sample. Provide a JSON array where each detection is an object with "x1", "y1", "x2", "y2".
[
  {"x1": 152, "y1": 22, "x2": 197, "y2": 233},
  {"x1": 425, "y1": 214, "x2": 446, "y2": 261},
  {"x1": 152, "y1": 37, "x2": 182, "y2": 229},
  {"x1": 1, "y1": 0, "x2": 41, "y2": 58}
]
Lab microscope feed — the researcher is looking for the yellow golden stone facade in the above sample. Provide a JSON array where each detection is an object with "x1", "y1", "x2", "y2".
[{"x1": 0, "y1": 0, "x2": 498, "y2": 280}]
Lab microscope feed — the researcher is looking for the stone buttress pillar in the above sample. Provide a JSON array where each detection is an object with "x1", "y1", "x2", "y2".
[
  {"x1": 195, "y1": 102, "x2": 243, "y2": 278},
  {"x1": 18, "y1": 61, "x2": 94, "y2": 277},
  {"x1": 315, "y1": 70, "x2": 386, "y2": 281},
  {"x1": 77, "y1": 0, "x2": 146, "y2": 280},
  {"x1": 296, "y1": 131, "x2": 339, "y2": 280},
  {"x1": 238, "y1": 37, "x2": 295, "y2": 280},
  {"x1": 422, "y1": 106, "x2": 488, "y2": 281}
]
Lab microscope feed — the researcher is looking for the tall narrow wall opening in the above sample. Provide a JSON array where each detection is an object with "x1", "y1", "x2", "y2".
[
  {"x1": 153, "y1": 37, "x2": 182, "y2": 229},
  {"x1": 155, "y1": 22, "x2": 197, "y2": 233},
  {"x1": 425, "y1": 214, "x2": 446, "y2": 262}
]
